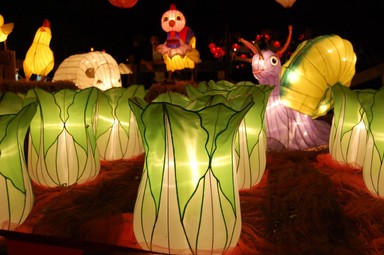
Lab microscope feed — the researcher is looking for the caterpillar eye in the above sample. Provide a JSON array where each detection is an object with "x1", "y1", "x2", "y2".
[{"x1": 270, "y1": 56, "x2": 279, "y2": 66}]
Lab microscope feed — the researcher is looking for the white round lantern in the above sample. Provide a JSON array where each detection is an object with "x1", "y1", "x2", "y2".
[{"x1": 53, "y1": 51, "x2": 122, "y2": 91}]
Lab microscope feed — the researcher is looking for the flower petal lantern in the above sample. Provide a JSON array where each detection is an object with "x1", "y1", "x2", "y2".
[
  {"x1": 129, "y1": 92, "x2": 254, "y2": 254},
  {"x1": 329, "y1": 84, "x2": 367, "y2": 168},
  {"x1": 359, "y1": 88, "x2": 384, "y2": 197},
  {"x1": 279, "y1": 34, "x2": 356, "y2": 118},
  {"x1": 0, "y1": 103, "x2": 36, "y2": 230},
  {"x1": 108, "y1": 0, "x2": 138, "y2": 8},
  {"x1": 186, "y1": 80, "x2": 274, "y2": 190},
  {"x1": 53, "y1": 51, "x2": 122, "y2": 91},
  {"x1": 26, "y1": 87, "x2": 100, "y2": 187},
  {"x1": 23, "y1": 19, "x2": 54, "y2": 81},
  {"x1": 94, "y1": 85, "x2": 145, "y2": 160}
]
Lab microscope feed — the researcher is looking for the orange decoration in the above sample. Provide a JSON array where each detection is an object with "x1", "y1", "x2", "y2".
[{"x1": 108, "y1": 0, "x2": 138, "y2": 8}]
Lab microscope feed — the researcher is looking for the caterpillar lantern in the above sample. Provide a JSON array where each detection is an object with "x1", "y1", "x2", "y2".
[
  {"x1": 279, "y1": 34, "x2": 357, "y2": 118},
  {"x1": 239, "y1": 26, "x2": 356, "y2": 151}
]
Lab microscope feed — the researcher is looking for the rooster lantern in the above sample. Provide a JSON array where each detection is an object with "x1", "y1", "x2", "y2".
[
  {"x1": 157, "y1": 4, "x2": 201, "y2": 81},
  {"x1": 23, "y1": 19, "x2": 54, "y2": 81}
]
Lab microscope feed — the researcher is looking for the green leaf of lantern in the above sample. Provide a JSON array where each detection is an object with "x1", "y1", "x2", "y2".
[
  {"x1": 0, "y1": 103, "x2": 37, "y2": 192},
  {"x1": 66, "y1": 87, "x2": 98, "y2": 154}
]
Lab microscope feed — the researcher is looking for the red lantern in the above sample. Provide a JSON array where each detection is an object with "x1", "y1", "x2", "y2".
[
  {"x1": 272, "y1": 40, "x2": 281, "y2": 48},
  {"x1": 208, "y1": 42, "x2": 216, "y2": 49},
  {"x1": 108, "y1": 0, "x2": 138, "y2": 8},
  {"x1": 263, "y1": 33, "x2": 270, "y2": 41},
  {"x1": 232, "y1": 43, "x2": 240, "y2": 50}
]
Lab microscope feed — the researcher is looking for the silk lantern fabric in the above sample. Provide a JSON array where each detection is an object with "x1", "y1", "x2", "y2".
[
  {"x1": 280, "y1": 34, "x2": 357, "y2": 118},
  {"x1": 329, "y1": 84, "x2": 367, "y2": 168},
  {"x1": 185, "y1": 80, "x2": 273, "y2": 190},
  {"x1": 129, "y1": 92, "x2": 254, "y2": 254},
  {"x1": 26, "y1": 88, "x2": 100, "y2": 187},
  {"x1": 0, "y1": 103, "x2": 36, "y2": 230},
  {"x1": 23, "y1": 19, "x2": 54, "y2": 81},
  {"x1": 53, "y1": 51, "x2": 122, "y2": 91},
  {"x1": 94, "y1": 85, "x2": 145, "y2": 160}
]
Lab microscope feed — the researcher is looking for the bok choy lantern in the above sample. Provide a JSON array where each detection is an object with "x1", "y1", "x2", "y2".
[
  {"x1": 329, "y1": 84, "x2": 367, "y2": 168},
  {"x1": 186, "y1": 80, "x2": 273, "y2": 190},
  {"x1": 129, "y1": 92, "x2": 254, "y2": 254},
  {"x1": 94, "y1": 85, "x2": 145, "y2": 160},
  {"x1": 26, "y1": 88, "x2": 100, "y2": 187},
  {"x1": 0, "y1": 91, "x2": 24, "y2": 115},
  {"x1": 360, "y1": 88, "x2": 384, "y2": 197},
  {"x1": 0, "y1": 103, "x2": 36, "y2": 230}
]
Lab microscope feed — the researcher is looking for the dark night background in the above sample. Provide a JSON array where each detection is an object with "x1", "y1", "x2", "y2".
[{"x1": 2, "y1": 0, "x2": 384, "y2": 72}]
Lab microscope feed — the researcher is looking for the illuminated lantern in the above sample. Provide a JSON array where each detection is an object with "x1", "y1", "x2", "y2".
[
  {"x1": 26, "y1": 87, "x2": 100, "y2": 187},
  {"x1": 186, "y1": 80, "x2": 273, "y2": 189},
  {"x1": 53, "y1": 51, "x2": 122, "y2": 91},
  {"x1": 360, "y1": 88, "x2": 384, "y2": 197},
  {"x1": 129, "y1": 92, "x2": 254, "y2": 254},
  {"x1": 275, "y1": 0, "x2": 296, "y2": 8},
  {"x1": 23, "y1": 19, "x2": 54, "y2": 81},
  {"x1": 0, "y1": 103, "x2": 36, "y2": 230},
  {"x1": 94, "y1": 85, "x2": 145, "y2": 160},
  {"x1": 0, "y1": 14, "x2": 14, "y2": 49},
  {"x1": 0, "y1": 91, "x2": 24, "y2": 115},
  {"x1": 329, "y1": 84, "x2": 367, "y2": 168},
  {"x1": 108, "y1": 0, "x2": 138, "y2": 8},
  {"x1": 156, "y1": 4, "x2": 201, "y2": 79},
  {"x1": 280, "y1": 34, "x2": 357, "y2": 118},
  {"x1": 239, "y1": 26, "x2": 330, "y2": 151}
]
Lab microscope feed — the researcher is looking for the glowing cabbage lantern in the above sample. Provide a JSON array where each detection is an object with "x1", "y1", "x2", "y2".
[
  {"x1": 360, "y1": 88, "x2": 384, "y2": 197},
  {"x1": 0, "y1": 103, "x2": 36, "y2": 230},
  {"x1": 329, "y1": 84, "x2": 367, "y2": 168},
  {"x1": 279, "y1": 34, "x2": 357, "y2": 119},
  {"x1": 109, "y1": 0, "x2": 138, "y2": 8},
  {"x1": 94, "y1": 85, "x2": 145, "y2": 160},
  {"x1": 185, "y1": 80, "x2": 273, "y2": 190},
  {"x1": 23, "y1": 19, "x2": 54, "y2": 81},
  {"x1": 53, "y1": 51, "x2": 122, "y2": 91},
  {"x1": 26, "y1": 88, "x2": 100, "y2": 187},
  {"x1": 157, "y1": 4, "x2": 201, "y2": 80},
  {"x1": 0, "y1": 91, "x2": 24, "y2": 115},
  {"x1": 129, "y1": 92, "x2": 254, "y2": 254}
]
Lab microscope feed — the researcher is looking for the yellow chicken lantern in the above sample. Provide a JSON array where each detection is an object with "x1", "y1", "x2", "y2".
[
  {"x1": 23, "y1": 19, "x2": 54, "y2": 81},
  {"x1": 0, "y1": 14, "x2": 14, "y2": 49}
]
